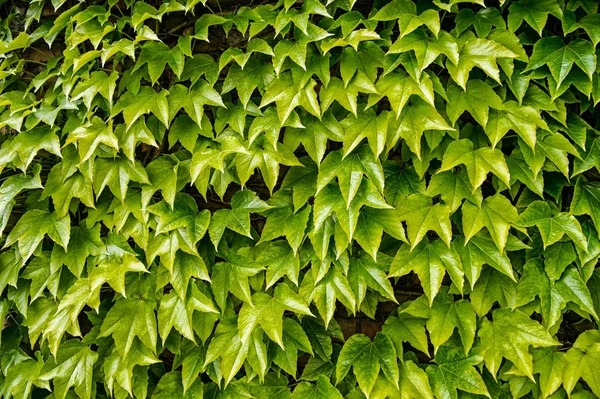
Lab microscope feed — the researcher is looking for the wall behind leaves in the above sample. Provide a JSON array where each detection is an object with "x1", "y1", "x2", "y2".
[{"x1": 1, "y1": 0, "x2": 600, "y2": 397}]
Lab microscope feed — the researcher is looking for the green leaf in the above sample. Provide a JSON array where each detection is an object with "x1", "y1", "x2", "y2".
[
  {"x1": 387, "y1": 97, "x2": 453, "y2": 158},
  {"x1": 446, "y1": 80, "x2": 503, "y2": 127},
  {"x1": 99, "y1": 298, "x2": 158, "y2": 356},
  {"x1": 571, "y1": 179, "x2": 600, "y2": 240},
  {"x1": 4, "y1": 209, "x2": 70, "y2": 263},
  {"x1": 372, "y1": 0, "x2": 440, "y2": 37},
  {"x1": 426, "y1": 346, "x2": 490, "y2": 399},
  {"x1": 525, "y1": 37, "x2": 596, "y2": 89},
  {"x1": 427, "y1": 170, "x2": 482, "y2": 214},
  {"x1": 335, "y1": 332, "x2": 399, "y2": 396},
  {"x1": 239, "y1": 284, "x2": 312, "y2": 347},
  {"x1": 292, "y1": 376, "x2": 343, "y2": 399},
  {"x1": 508, "y1": 0, "x2": 563, "y2": 35},
  {"x1": 518, "y1": 201, "x2": 587, "y2": 250},
  {"x1": 447, "y1": 38, "x2": 517, "y2": 89},
  {"x1": 479, "y1": 308, "x2": 560, "y2": 380},
  {"x1": 39, "y1": 340, "x2": 98, "y2": 399},
  {"x1": 257, "y1": 241, "x2": 301, "y2": 287},
  {"x1": 390, "y1": 239, "x2": 463, "y2": 304},
  {"x1": 354, "y1": 206, "x2": 407, "y2": 260},
  {"x1": 208, "y1": 190, "x2": 271, "y2": 249},
  {"x1": 112, "y1": 86, "x2": 169, "y2": 130},
  {"x1": 152, "y1": 371, "x2": 204, "y2": 399},
  {"x1": 0, "y1": 167, "x2": 43, "y2": 237},
  {"x1": 134, "y1": 41, "x2": 185, "y2": 84},
  {"x1": 382, "y1": 310, "x2": 429, "y2": 356},
  {"x1": 438, "y1": 138, "x2": 511, "y2": 190},
  {"x1": 563, "y1": 331, "x2": 600, "y2": 397},
  {"x1": 461, "y1": 194, "x2": 519, "y2": 254},
  {"x1": 404, "y1": 293, "x2": 476, "y2": 355},
  {"x1": 485, "y1": 101, "x2": 549, "y2": 149},
  {"x1": 92, "y1": 157, "x2": 150, "y2": 202},
  {"x1": 260, "y1": 71, "x2": 320, "y2": 125},
  {"x1": 316, "y1": 146, "x2": 385, "y2": 209},
  {"x1": 211, "y1": 251, "x2": 265, "y2": 310},
  {"x1": 348, "y1": 252, "x2": 397, "y2": 309},
  {"x1": 395, "y1": 194, "x2": 452, "y2": 249},
  {"x1": 158, "y1": 285, "x2": 218, "y2": 343},
  {"x1": 455, "y1": 233, "x2": 517, "y2": 288}
]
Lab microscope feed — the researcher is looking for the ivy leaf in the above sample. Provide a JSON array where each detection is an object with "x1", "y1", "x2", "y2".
[
  {"x1": 530, "y1": 348, "x2": 565, "y2": 399},
  {"x1": 42, "y1": 168, "x2": 95, "y2": 219},
  {"x1": 383, "y1": 309, "x2": 429, "y2": 358},
  {"x1": 114, "y1": 119, "x2": 158, "y2": 162},
  {"x1": 367, "y1": 71, "x2": 435, "y2": 119},
  {"x1": 372, "y1": 0, "x2": 440, "y2": 37},
  {"x1": 516, "y1": 260, "x2": 597, "y2": 329},
  {"x1": 316, "y1": 146, "x2": 385, "y2": 209},
  {"x1": 112, "y1": 86, "x2": 169, "y2": 130},
  {"x1": 518, "y1": 200, "x2": 587, "y2": 250},
  {"x1": 281, "y1": 157, "x2": 318, "y2": 212},
  {"x1": 38, "y1": 340, "x2": 98, "y2": 399},
  {"x1": 446, "y1": 80, "x2": 503, "y2": 127},
  {"x1": 208, "y1": 190, "x2": 271, "y2": 249},
  {"x1": 181, "y1": 54, "x2": 219, "y2": 86},
  {"x1": 479, "y1": 308, "x2": 560, "y2": 380},
  {"x1": 301, "y1": 265, "x2": 356, "y2": 328},
  {"x1": 1, "y1": 354, "x2": 45, "y2": 399},
  {"x1": 447, "y1": 38, "x2": 517, "y2": 89},
  {"x1": 524, "y1": 37, "x2": 596, "y2": 89},
  {"x1": 571, "y1": 179, "x2": 600, "y2": 240},
  {"x1": 285, "y1": 112, "x2": 343, "y2": 165},
  {"x1": 395, "y1": 194, "x2": 452, "y2": 249},
  {"x1": 222, "y1": 58, "x2": 275, "y2": 108},
  {"x1": 335, "y1": 333, "x2": 399, "y2": 397},
  {"x1": 103, "y1": 341, "x2": 160, "y2": 397},
  {"x1": 153, "y1": 371, "x2": 204, "y2": 399},
  {"x1": 387, "y1": 97, "x2": 453, "y2": 158},
  {"x1": 485, "y1": 101, "x2": 549, "y2": 149},
  {"x1": 438, "y1": 138, "x2": 511, "y2": 190},
  {"x1": 427, "y1": 170, "x2": 482, "y2": 214},
  {"x1": 134, "y1": 41, "x2": 185, "y2": 84},
  {"x1": 563, "y1": 331, "x2": 600, "y2": 397},
  {"x1": 461, "y1": 194, "x2": 519, "y2": 254},
  {"x1": 236, "y1": 136, "x2": 301, "y2": 194},
  {"x1": 260, "y1": 71, "x2": 320, "y2": 125},
  {"x1": 71, "y1": 70, "x2": 118, "y2": 110},
  {"x1": 4, "y1": 209, "x2": 70, "y2": 263},
  {"x1": 158, "y1": 285, "x2": 218, "y2": 343},
  {"x1": 354, "y1": 206, "x2": 407, "y2": 261},
  {"x1": 348, "y1": 252, "x2": 397, "y2": 309},
  {"x1": 258, "y1": 192, "x2": 310, "y2": 255},
  {"x1": 390, "y1": 239, "x2": 463, "y2": 304},
  {"x1": 93, "y1": 157, "x2": 150, "y2": 202},
  {"x1": 404, "y1": 293, "x2": 476, "y2": 355},
  {"x1": 339, "y1": 109, "x2": 387, "y2": 159},
  {"x1": 51, "y1": 224, "x2": 105, "y2": 278},
  {"x1": 211, "y1": 251, "x2": 265, "y2": 310},
  {"x1": 313, "y1": 181, "x2": 388, "y2": 244},
  {"x1": 455, "y1": 233, "x2": 517, "y2": 289},
  {"x1": 292, "y1": 376, "x2": 343, "y2": 399},
  {"x1": 508, "y1": 0, "x2": 562, "y2": 35},
  {"x1": 426, "y1": 346, "x2": 490, "y2": 399},
  {"x1": 387, "y1": 30, "x2": 459, "y2": 77},
  {"x1": 239, "y1": 284, "x2": 312, "y2": 347},
  {"x1": 257, "y1": 241, "x2": 302, "y2": 287},
  {"x1": 99, "y1": 298, "x2": 158, "y2": 356},
  {"x1": 0, "y1": 167, "x2": 43, "y2": 237}
]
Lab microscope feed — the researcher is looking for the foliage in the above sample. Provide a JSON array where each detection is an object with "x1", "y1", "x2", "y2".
[{"x1": 0, "y1": 0, "x2": 600, "y2": 397}]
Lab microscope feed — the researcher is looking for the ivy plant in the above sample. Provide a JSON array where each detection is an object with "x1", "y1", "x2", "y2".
[{"x1": 1, "y1": 0, "x2": 600, "y2": 397}]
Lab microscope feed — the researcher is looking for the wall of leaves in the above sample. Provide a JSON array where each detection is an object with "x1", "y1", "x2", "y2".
[{"x1": 1, "y1": 0, "x2": 600, "y2": 397}]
